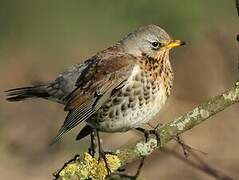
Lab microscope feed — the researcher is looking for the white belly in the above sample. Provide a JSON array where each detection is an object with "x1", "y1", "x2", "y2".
[{"x1": 88, "y1": 65, "x2": 169, "y2": 132}]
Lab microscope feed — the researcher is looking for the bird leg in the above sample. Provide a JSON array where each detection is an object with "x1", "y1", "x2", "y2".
[
  {"x1": 88, "y1": 131, "x2": 96, "y2": 157},
  {"x1": 147, "y1": 123, "x2": 191, "y2": 157},
  {"x1": 95, "y1": 129, "x2": 111, "y2": 175}
]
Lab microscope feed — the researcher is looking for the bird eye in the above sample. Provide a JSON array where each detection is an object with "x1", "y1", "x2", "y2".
[{"x1": 151, "y1": 41, "x2": 161, "y2": 49}]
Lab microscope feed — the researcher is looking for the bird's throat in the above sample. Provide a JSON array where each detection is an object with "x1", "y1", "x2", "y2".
[{"x1": 139, "y1": 52, "x2": 174, "y2": 96}]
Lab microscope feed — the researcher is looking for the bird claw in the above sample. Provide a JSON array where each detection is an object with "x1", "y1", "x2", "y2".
[
  {"x1": 98, "y1": 150, "x2": 111, "y2": 176},
  {"x1": 148, "y1": 129, "x2": 161, "y2": 146},
  {"x1": 94, "y1": 129, "x2": 111, "y2": 176},
  {"x1": 136, "y1": 126, "x2": 161, "y2": 146}
]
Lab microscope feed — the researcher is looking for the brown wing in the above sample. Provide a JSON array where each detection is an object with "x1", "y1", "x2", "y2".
[{"x1": 51, "y1": 50, "x2": 137, "y2": 143}]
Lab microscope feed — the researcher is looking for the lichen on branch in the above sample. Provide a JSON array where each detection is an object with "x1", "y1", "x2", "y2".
[
  {"x1": 54, "y1": 82, "x2": 239, "y2": 180},
  {"x1": 55, "y1": 153, "x2": 121, "y2": 180}
]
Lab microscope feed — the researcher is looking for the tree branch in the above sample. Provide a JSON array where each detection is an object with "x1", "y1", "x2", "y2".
[
  {"x1": 236, "y1": 0, "x2": 239, "y2": 16},
  {"x1": 54, "y1": 82, "x2": 239, "y2": 180}
]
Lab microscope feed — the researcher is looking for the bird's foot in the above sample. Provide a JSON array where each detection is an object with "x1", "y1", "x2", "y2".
[
  {"x1": 88, "y1": 147, "x2": 96, "y2": 157},
  {"x1": 136, "y1": 125, "x2": 161, "y2": 146},
  {"x1": 94, "y1": 129, "x2": 111, "y2": 176},
  {"x1": 53, "y1": 154, "x2": 80, "y2": 178},
  {"x1": 148, "y1": 128, "x2": 161, "y2": 147},
  {"x1": 98, "y1": 149, "x2": 111, "y2": 176}
]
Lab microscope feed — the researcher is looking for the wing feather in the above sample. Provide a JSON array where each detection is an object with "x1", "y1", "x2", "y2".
[
  {"x1": 51, "y1": 98, "x2": 96, "y2": 144},
  {"x1": 52, "y1": 51, "x2": 138, "y2": 142}
]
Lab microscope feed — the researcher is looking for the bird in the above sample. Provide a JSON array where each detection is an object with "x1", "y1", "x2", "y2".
[{"x1": 6, "y1": 24, "x2": 185, "y2": 146}]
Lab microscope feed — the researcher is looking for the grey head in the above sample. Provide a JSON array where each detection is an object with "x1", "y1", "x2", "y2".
[{"x1": 120, "y1": 24, "x2": 185, "y2": 59}]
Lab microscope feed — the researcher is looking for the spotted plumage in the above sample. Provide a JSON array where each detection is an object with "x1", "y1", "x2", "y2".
[{"x1": 6, "y1": 24, "x2": 185, "y2": 142}]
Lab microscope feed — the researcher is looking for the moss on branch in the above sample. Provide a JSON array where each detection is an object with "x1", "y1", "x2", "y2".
[{"x1": 54, "y1": 82, "x2": 239, "y2": 180}]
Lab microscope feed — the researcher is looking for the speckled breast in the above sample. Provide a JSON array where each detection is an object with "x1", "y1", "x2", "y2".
[{"x1": 87, "y1": 65, "x2": 170, "y2": 132}]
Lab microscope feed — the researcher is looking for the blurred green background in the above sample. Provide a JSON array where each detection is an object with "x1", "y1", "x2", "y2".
[{"x1": 0, "y1": 0, "x2": 238, "y2": 179}]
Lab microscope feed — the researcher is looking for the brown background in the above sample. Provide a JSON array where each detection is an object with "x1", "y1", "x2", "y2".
[{"x1": 0, "y1": 0, "x2": 238, "y2": 179}]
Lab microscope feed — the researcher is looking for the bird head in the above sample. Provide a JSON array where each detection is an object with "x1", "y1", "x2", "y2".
[{"x1": 121, "y1": 24, "x2": 185, "y2": 60}]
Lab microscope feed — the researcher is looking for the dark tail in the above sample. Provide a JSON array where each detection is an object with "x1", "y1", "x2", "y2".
[{"x1": 5, "y1": 85, "x2": 50, "y2": 102}]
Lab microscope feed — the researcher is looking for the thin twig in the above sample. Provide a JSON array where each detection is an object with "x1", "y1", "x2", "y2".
[
  {"x1": 134, "y1": 157, "x2": 145, "y2": 178},
  {"x1": 164, "y1": 148, "x2": 234, "y2": 180}
]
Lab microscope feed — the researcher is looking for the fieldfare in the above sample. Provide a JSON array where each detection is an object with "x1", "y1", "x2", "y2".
[{"x1": 6, "y1": 24, "x2": 185, "y2": 151}]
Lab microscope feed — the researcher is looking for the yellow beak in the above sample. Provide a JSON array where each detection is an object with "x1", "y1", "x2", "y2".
[{"x1": 164, "y1": 39, "x2": 186, "y2": 49}]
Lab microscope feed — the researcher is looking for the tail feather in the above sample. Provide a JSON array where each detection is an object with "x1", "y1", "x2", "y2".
[{"x1": 5, "y1": 85, "x2": 49, "y2": 102}]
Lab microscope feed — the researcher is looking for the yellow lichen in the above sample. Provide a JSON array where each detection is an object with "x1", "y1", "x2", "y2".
[
  {"x1": 106, "y1": 154, "x2": 122, "y2": 172},
  {"x1": 59, "y1": 153, "x2": 121, "y2": 180},
  {"x1": 59, "y1": 163, "x2": 80, "y2": 179}
]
